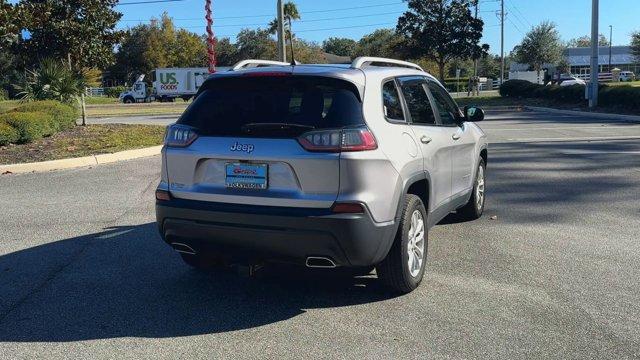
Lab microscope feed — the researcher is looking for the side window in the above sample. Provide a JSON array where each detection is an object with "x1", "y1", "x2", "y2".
[
  {"x1": 382, "y1": 80, "x2": 405, "y2": 121},
  {"x1": 426, "y1": 81, "x2": 461, "y2": 126},
  {"x1": 399, "y1": 79, "x2": 436, "y2": 125}
]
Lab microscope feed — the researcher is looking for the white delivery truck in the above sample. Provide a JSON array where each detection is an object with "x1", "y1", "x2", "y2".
[{"x1": 119, "y1": 68, "x2": 210, "y2": 103}]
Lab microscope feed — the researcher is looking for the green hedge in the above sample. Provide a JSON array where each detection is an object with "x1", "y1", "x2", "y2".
[
  {"x1": 104, "y1": 86, "x2": 128, "y2": 98},
  {"x1": 0, "y1": 122, "x2": 19, "y2": 146},
  {"x1": 12, "y1": 101, "x2": 77, "y2": 131},
  {"x1": 500, "y1": 80, "x2": 640, "y2": 112},
  {"x1": 0, "y1": 111, "x2": 56, "y2": 143},
  {"x1": 599, "y1": 85, "x2": 640, "y2": 110}
]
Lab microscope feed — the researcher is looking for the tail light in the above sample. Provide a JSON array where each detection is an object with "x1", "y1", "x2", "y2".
[
  {"x1": 297, "y1": 127, "x2": 377, "y2": 152},
  {"x1": 165, "y1": 124, "x2": 198, "y2": 147}
]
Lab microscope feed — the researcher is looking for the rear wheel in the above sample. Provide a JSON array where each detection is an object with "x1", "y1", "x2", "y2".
[
  {"x1": 123, "y1": 96, "x2": 134, "y2": 104},
  {"x1": 458, "y1": 159, "x2": 486, "y2": 220},
  {"x1": 376, "y1": 194, "x2": 427, "y2": 294}
]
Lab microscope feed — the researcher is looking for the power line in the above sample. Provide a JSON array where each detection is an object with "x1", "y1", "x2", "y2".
[
  {"x1": 122, "y1": 10, "x2": 406, "y2": 26},
  {"x1": 506, "y1": 16, "x2": 523, "y2": 35},
  {"x1": 117, "y1": 0, "x2": 184, "y2": 6},
  {"x1": 302, "y1": 2, "x2": 404, "y2": 14},
  {"x1": 296, "y1": 22, "x2": 397, "y2": 33},
  {"x1": 120, "y1": 1, "x2": 404, "y2": 21},
  {"x1": 506, "y1": 0, "x2": 532, "y2": 28},
  {"x1": 505, "y1": 1, "x2": 530, "y2": 30}
]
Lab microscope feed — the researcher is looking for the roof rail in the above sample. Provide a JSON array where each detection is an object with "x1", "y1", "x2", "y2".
[
  {"x1": 230, "y1": 59, "x2": 292, "y2": 71},
  {"x1": 351, "y1": 57, "x2": 424, "y2": 72}
]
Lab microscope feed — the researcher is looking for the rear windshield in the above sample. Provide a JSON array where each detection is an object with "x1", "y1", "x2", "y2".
[{"x1": 178, "y1": 75, "x2": 364, "y2": 137}]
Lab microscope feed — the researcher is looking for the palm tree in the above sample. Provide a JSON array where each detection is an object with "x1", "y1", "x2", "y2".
[
  {"x1": 17, "y1": 59, "x2": 83, "y2": 104},
  {"x1": 268, "y1": 1, "x2": 300, "y2": 35}
]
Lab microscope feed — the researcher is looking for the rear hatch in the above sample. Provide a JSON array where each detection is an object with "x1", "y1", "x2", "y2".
[{"x1": 164, "y1": 73, "x2": 366, "y2": 208}]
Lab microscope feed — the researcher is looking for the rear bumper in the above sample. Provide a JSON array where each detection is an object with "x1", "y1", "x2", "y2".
[{"x1": 155, "y1": 198, "x2": 397, "y2": 267}]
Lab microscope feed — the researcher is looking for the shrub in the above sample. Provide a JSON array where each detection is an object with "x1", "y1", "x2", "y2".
[
  {"x1": 599, "y1": 85, "x2": 640, "y2": 111},
  {"x1": 499, "y1": 80, "x2": 541, "y2": 97},
  {"x1": 0, "y1": 88, "x2": 8, "y2": 101},
  {"x1": 501, "y1": 80, "x2": 640, "y2": 111},
  {"x1": 0, "y1": 111, "x2": 55, "y2": 143},
  {"x1": 12, "y1": 100, "x2": 77, "y2": 131},
  {"x1": 0, "y1": 122, "x2": 19, "y2": 146},
  {"x1": 104, "y1": 86, "x2": 128, "y2": 98}
]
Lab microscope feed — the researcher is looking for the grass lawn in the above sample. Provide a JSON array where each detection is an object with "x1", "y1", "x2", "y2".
[
  {"x1": 606, "y1": 80, "x2": 640, "y2": 87},
  {"x1": 0, "y1": 100, "x2": 20, "y2": 113},
  {"x1": 84, "y1": 97, "x2": 119, "y2": 105},
  {"x1": 85, "y1": 102, "x2": 188, "y2": 117},
  {"x1": 0, "y1": 124, "x2": 165, "y2": 165}
]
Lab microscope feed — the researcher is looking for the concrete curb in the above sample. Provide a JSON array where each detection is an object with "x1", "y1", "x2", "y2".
[
  {"x1": 525, "y1": 106, "x2": 640, "y2": 122},
  {"x1": 0, "y1": 145, "x2": 162, "y2": 175}
]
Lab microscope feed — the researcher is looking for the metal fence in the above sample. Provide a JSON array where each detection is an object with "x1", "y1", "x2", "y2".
[{"x1": 85, "y1": 87, "x2": 105, "y2": 97}]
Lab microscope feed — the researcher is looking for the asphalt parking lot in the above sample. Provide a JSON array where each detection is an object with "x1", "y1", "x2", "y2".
[{"x1": 1, "y1": 110, "x2": 639, "y2": 359}]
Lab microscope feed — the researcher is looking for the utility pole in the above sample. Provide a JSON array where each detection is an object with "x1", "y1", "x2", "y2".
[
  {"x1": 589, "y1": 0, "x2": 599, "y2": 108},
  {"x1": 608, "y1": 25, "x2": 613, "y2": 72},
  {"x1": 205, "y1": 0, "x2": 216, "y2": 73},
  {"x1": 277, "y1": 0, "x2": 286, "y2": 62},
  {"x1": 473, "y1": 0, "x2": 479, "y2": 78},
  {"x1": 500, "y1": 0, "x2": 505, "y2": 86}
]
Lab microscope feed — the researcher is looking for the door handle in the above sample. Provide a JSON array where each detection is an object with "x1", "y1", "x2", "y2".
[
  {"x1": 420, "y1": 136, "x2": 432, "y2": 144},
  {"x1": 452, "y1": 134, "x2": 461, "y2": 140}
]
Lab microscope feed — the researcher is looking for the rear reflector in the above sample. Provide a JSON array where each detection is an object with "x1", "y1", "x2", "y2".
[
  {"x1": 331, "y1": 203, "x2": 365, "y2": 214},
  {"x1": 155, "y1": 190, "x2": 171, "y2": 201}
]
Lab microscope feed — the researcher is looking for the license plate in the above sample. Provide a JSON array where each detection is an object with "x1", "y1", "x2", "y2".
[{"x1": 225, "y1": 163, "x2": 268, "y2": 189}]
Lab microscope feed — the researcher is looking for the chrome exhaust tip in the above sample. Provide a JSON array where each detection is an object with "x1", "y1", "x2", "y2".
[
  {"x1": 305, "y1": 256, "x2": 337, "y2": 268},
  {"x1": 171, "y1": 242, "x2": 196, "y2": 255}
]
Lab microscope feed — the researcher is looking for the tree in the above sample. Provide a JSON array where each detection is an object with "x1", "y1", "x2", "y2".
[
  {"x1": 557, "y1": 58, "x2": 570, "y2": 75},
  {"x1": 567, "y1": 34, "x2": 609, "y2": 48},
  {"x1": 235, "y1": 29, "x2": 277, "y2": 61},
  {"x1": 19, "y1": 0, "x2": 122, "y2": 71},
  {"x1": 322, "y1": 37, "x2": 357, "y2": 58},
  {"x1": 354, "y1": 29, "x2": 404, "y2": 58},
  {"x1": 514, "y1": 21, "x2": 563, "y2": 76},
  {"x1": 268, "y1": 1, "x2": 300, "y2": 35},
  {"x1": 478, "y1": 54, "x2": 501, "y2": 79},
  {"x1": 0, "y1": 0, "x2": 26, "y2": 47},
  {"x1": 396, "y1": 0, "x2": 488, "y2": 81},
  {"x1": 108, "y1": 14, "x2": 207, "y2": 84},
  {"x1": 215, "y1": 37, "x2": 239, "y2": 66},
  {"x1": 17, "y1": 58, "x2": 83, "y2": 103},
  {"x1": 631, "y1": 31, "x2": 640, "y2": 64}
]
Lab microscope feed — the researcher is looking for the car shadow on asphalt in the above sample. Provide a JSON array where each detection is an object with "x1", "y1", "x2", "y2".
[{"x1": 0, "y1": 224, "x2": 399, "y2": 342}]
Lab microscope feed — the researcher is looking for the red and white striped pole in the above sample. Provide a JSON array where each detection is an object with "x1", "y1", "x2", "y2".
[{"x1": 205, "y1": 0, "x2": 216, "y2": 74}]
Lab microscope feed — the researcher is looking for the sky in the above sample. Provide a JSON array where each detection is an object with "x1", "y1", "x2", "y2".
[{"x1": 116, "y1": 0, "x2": 639, "y2": 55}]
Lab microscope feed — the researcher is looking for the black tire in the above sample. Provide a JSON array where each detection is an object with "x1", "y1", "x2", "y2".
[
  {"x1": 376, "y1": 194, "x2": 428, "y2": 294},
  {"x1": 123, "y1": 96, "x2": 134, "y2": 104},
  {"x1": 457, "y1": 158, "x2": 486, "y2": 220}
]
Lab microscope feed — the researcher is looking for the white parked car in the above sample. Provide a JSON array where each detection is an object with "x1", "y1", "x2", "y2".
[
  {"x1": 155, "y1": 57, "x2": 489, "y2": 293},
  {"x1": 558, "y1": 76, "x2": 586, "y2": 87},
  {"x1": 619, "y1": 71, "x2": 636, "y2": 82}
]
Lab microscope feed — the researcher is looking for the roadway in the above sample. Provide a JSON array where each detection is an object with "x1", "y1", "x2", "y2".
[{"x1": 1, "y1": 110, "x2": 639, "y2": 359}]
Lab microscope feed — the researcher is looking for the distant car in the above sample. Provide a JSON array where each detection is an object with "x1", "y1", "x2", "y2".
[
  {"x1": 619, "y1": 71, "x2": 636, "y2": 82},
  {"x1": 558, "y1": 76, "x2": 586, "y2": 87}
]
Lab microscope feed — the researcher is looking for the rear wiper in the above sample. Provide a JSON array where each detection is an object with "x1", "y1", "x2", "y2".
[{"x1": 241, "y1": 123, "x2": 315, "y2": 134}]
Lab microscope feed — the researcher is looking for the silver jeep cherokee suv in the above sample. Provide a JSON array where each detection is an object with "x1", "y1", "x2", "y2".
[{"x1": 156, "y1": 57, "x2": 488, "y2": 293}]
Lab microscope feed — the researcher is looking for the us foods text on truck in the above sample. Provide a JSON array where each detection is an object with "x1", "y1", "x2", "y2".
[{"x1": 119, "y1": 68, "x2": 210, "y2": 103}]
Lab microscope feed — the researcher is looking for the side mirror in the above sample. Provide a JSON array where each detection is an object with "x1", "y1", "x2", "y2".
[{"x1": 463, "y1": 106, "x2": 485, "y2": 122}]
